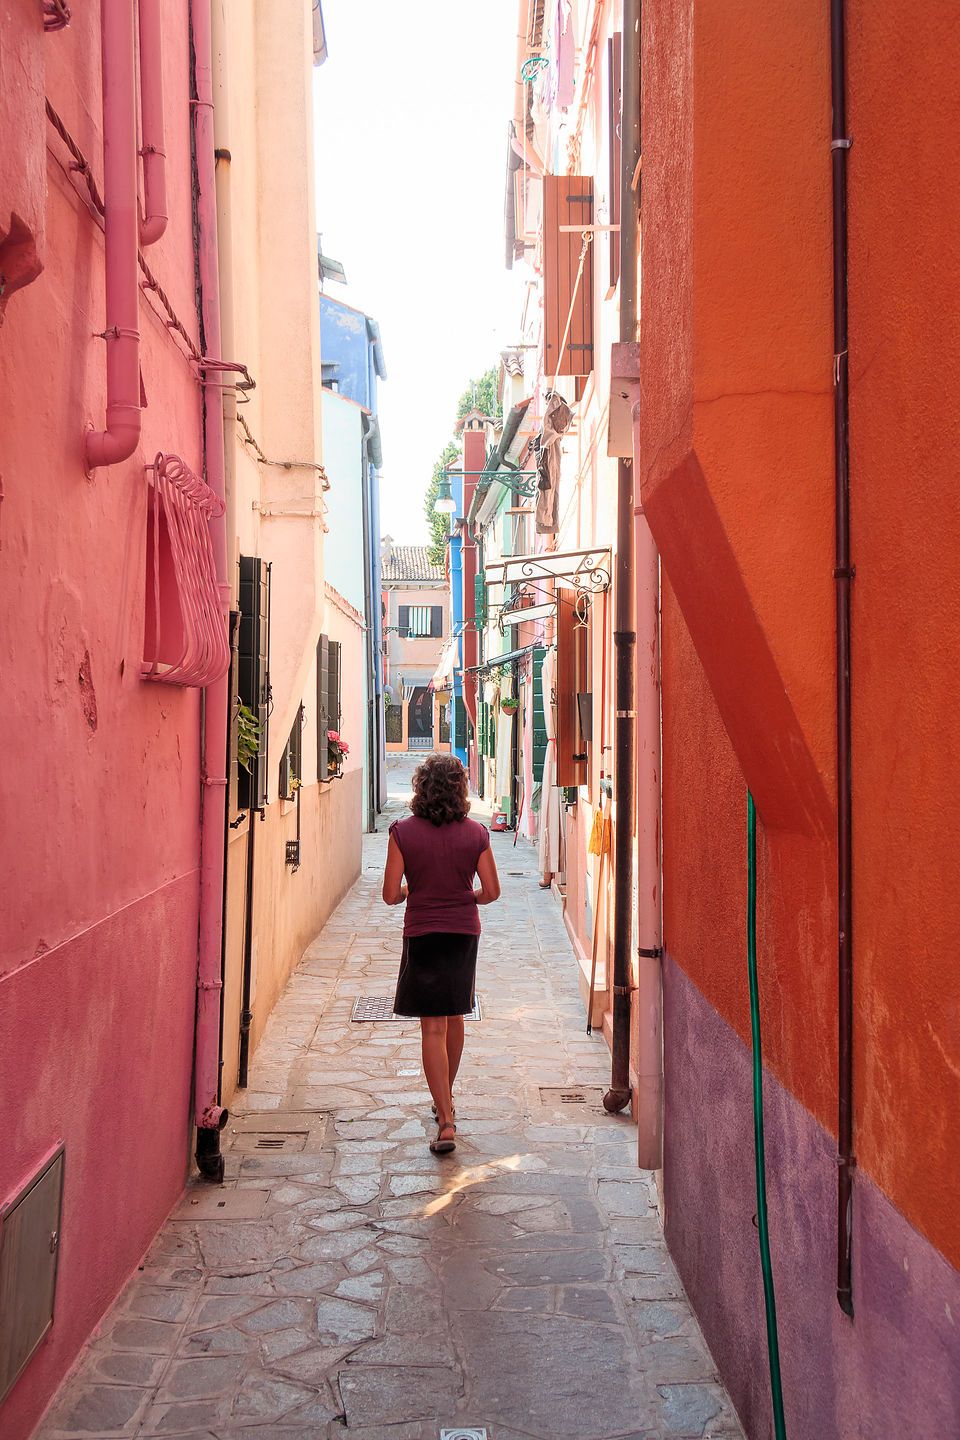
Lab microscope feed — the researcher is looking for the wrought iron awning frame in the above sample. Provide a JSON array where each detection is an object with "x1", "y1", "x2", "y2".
[
  {"x1": 446, "y1": 467, "x2": 541, "y2": 500},
  {"x1": 484, "y1": 545, "x2": 612, "y2": 595}
]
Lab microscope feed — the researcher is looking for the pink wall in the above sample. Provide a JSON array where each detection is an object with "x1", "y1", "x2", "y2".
[{"x1": 0, "y1": 6, "x2": 206, "y2": 1434}]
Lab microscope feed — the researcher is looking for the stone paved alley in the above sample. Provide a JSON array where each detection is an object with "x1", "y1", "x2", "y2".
[{"x1": 36, "y1": 758, "x2": 746, "y2": 1440}]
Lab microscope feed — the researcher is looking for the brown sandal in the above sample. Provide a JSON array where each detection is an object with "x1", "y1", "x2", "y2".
[{"x1": 430, "y1": 1122, "x2": 456, "y2": 1154}]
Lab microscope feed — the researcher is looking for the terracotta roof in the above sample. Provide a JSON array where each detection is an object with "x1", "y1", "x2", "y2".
[{"x1": 380, "y1": 544, "x2": 445, "y2": 582}]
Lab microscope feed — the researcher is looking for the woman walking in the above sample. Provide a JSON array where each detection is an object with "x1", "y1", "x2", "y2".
[{"x1": 381, "y1": 755, "x2": 500, "y2": 1154}]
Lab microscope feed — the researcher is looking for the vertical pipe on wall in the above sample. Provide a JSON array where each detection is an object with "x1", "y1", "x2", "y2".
[
  {"x1": 85, "y1": 0, "x2": 142, "y2": 470},
  {"x1": 361, "y1": 415, "x2": 378, "y2": 833},
  {"x1": 830, "y1": 0, "x2": 855, "y2": 1319},
  {"x1": 604, "y1": 0, "x2": 641, "y2": 1115},
  {"x1": 634, "y1": 511, "x2": 662, "y2": 1165},
  {"x1": 211, "y1": 0, "x2": 237, "y2": 607},
  {"x1": 137, "y1": 0, "x2": 168, "y2": 246},
  {"x1": 191, "y1": 0, "x2": 230, "y2": 1177}
]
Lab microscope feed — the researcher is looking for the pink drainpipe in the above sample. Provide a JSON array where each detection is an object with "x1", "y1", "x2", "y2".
[
  {"x1": 137, "y1": 0, "x2": 168, "y2": 246},
  {"x1": 86, "y1": 0, "x2": 142, "y2": 470},
  {"x1": 191, "y1": 0, "x2": 230, "y2": 1175}
]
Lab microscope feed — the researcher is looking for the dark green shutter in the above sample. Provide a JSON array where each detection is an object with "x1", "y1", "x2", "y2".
[
  {"x1": 317, "y1": 635, "x2": 329, "y2": 779},
  {"x1": 532, "y1": 645, "x2": 548, "y2": 784},
  {"x1": 454, "y1": 695, "x2": 467, "y2": 749},
  {"x1": 238, "y1": 556, "x2": 270, "y2": 809},
  {"x1": 328, "y1": 640, "x2": 341, "y2": 734},
  {"x1": 431, "y1": 605, "x2": 443, "y2": 637},
  {"x1": 398, "y1": 604, "x2": 409, "y2": 637}
]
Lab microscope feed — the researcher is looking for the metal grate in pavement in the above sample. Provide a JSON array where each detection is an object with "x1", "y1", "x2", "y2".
[
  {"x1": 440, "y1": 1430, "x2": 488, "y2": 1440},
  {"x1": 351, "y1": 996, "x2": 483, "y2": 1023},
  {"x1": 538, "y1": 1085, "x2": 606, "y2": 1108},
  {"x1": 231, "y1": 1131, "x2": 309, "y2": 1153}
]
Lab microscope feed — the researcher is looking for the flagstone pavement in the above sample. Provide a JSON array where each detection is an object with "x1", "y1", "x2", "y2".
[{"x1": 36, "y1": 756, "x2": 746, "y2": 1440}]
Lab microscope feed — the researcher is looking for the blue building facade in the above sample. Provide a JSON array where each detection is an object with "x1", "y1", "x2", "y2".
[{"x1": 319, "y1": 294, "x2": 387, "y2": 824}]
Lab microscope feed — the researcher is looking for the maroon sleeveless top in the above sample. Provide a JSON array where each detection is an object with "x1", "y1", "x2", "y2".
[{"x1": 389, "y1": 815, "x2": 491, "y2": 938}]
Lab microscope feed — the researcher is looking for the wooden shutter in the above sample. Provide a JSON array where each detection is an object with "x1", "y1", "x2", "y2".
[
  {"x1": 542, "y1": 175, "x2": 595, "y2": 377},
  {"x1": 398, "y1": 604, "x2": 409, "y2": 637},
  {"x1": 431, "y1": 605, "x2": 443, "y2": 637},
  {"x1": 238, "y1": 555, "x2": 270, "y2": 809},
  {"x1": 317, "y1": 634, "x2": 329, "y2": 779},
  {"x1": 607, "y1": 33, "x2": 622, "y2": 289},
  {"x1": 555, "y1": 596, "x2": 588, "y2": 787}
]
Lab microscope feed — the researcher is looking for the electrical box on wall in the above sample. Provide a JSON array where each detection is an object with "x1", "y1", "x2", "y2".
[{"x1": 0, "y1": 1145, "x2": 65, "y2": 1404}]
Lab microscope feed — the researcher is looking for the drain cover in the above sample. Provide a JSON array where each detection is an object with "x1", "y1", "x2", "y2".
[
  {"x1": 440, "y1": 1431, "x2": 488, "y2": 1440},
  {"x1": 230, "y1": 1131, "x2": 308, "y2": 1153},
  {"x1": 351, "y1": 996, "x2": 482, "y2": 1023},
  {"x1": 538, "y1": 1085, "x2": 606, "y2": 1108}
]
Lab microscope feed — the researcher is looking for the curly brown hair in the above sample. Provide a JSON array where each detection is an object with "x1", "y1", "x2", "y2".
[{"x1": 409, "y1": 754, "x2": 471, "y2": 826}]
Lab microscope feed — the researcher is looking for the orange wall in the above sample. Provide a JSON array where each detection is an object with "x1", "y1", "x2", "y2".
[{"x1": 642, "y1": 0, "x2": 960, "y2": 1264}]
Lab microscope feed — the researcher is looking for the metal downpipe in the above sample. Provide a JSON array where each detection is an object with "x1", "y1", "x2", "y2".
[
  {"x1": 191, "y1": 0, "x2": 230, "y2": 1178},
  {"x1": 604, "y1": 0, "x2": 641, "y2": 1115},
  {"x1": 830, "y1": 0, "x2": 855, "y2": 1319}
]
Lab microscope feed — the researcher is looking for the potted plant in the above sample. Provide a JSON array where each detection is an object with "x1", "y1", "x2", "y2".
[
  {"x1": 499, "y1": 696, "x2": 519, "y2": 715},
  {"x1": 235, "y1": 699, "x2": 262, "y2": 773},
  {"x1": 327, "y1": 730, "x2": 349, "y2": 776}
]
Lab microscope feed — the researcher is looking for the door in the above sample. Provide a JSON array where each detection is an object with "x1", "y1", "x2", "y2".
[{"x1": 408, "y1": 686, "x2": 433, "y2": 748}]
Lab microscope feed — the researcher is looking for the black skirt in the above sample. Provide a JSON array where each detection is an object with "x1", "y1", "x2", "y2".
[{"x1": 393, "y1": 932, "x2": 479, "y2": 1018}]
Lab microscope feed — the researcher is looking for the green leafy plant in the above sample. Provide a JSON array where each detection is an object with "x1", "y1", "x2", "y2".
[{"x1": 236, "y1": 700, "x2": 262, "y2": 773}]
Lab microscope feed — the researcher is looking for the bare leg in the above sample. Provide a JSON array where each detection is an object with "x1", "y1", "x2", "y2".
[
  {"x1": 420, "y1": 1017, "x2": 454, "y2": 1129},
  {"x1": 445, "y1": 1014, "x2": 465, "y2": 1097}
]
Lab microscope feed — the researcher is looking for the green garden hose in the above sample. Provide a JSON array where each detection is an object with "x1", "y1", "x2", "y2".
[{"x1": 747, "y1": 790, "x2": 787, "y2": 1440}]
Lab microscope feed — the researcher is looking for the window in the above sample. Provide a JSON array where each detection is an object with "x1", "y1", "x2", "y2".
[
  {"x1": 316, "y1": 634, "x2": 342, "y2": 780},
  {"x1": 398, "y1": 604, "x2": 443, "y2": 637},
  {"x1": 237, "y1": 556, "x2": 271, "y2": 809}
]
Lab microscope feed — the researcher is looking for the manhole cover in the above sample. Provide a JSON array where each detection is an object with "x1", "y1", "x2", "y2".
[
  {"x1": 440, "y1": 1430, "x2": 488, "y2": 1440},
  {"x1": 171, "y1": 1188, "x2": 269, "y2": 1220},
  {"x1": 351, "y1": 996, "x2": 482, "y2": 1023}
]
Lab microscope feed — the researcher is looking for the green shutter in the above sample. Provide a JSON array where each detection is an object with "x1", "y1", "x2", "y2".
[
  {"x1": 454, "y1": 695, "x2": 467, "y2": 749},
  {"x1": 238, "y1": 556, "x2": 271, "y2": 809},
  {"x1": 474, "y1": 572, "x2": 487, "y2": 626},
  {"x1": 317, "y1": 635, "x2": 329, "y2": 780},
  {"x1": 532, "y1": 645, "x2": 548, "y2": 783}
]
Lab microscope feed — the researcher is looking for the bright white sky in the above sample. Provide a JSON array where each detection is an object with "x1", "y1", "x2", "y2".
[{"x1": 312, "y1": 0, "x2": 529, "y2": 545}]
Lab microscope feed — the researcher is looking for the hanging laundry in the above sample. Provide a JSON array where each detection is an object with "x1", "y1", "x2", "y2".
[{"x1": 535, "y1": 391, "x2": 573, "y2": 535}]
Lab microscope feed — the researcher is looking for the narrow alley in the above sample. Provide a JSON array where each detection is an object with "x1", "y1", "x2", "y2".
[{"x1": 35, "y1": 757, "x2": 744, "y2": 1440}]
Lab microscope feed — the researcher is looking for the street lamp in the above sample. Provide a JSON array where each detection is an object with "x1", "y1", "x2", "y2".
[
  {"x1": 434, "y1": 476, "x2": 457, "y2": 514},
  {"x1": 433, "y1": 469, "x2": 540, "y2": 515}
]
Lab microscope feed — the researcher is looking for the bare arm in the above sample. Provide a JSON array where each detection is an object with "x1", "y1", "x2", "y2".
[
  {"x1": 381, "y1": 835, "x2": 408, "y2": 906},
  {"x1": 474, "y1": 845, "x2": 501, "y2": 906}
]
